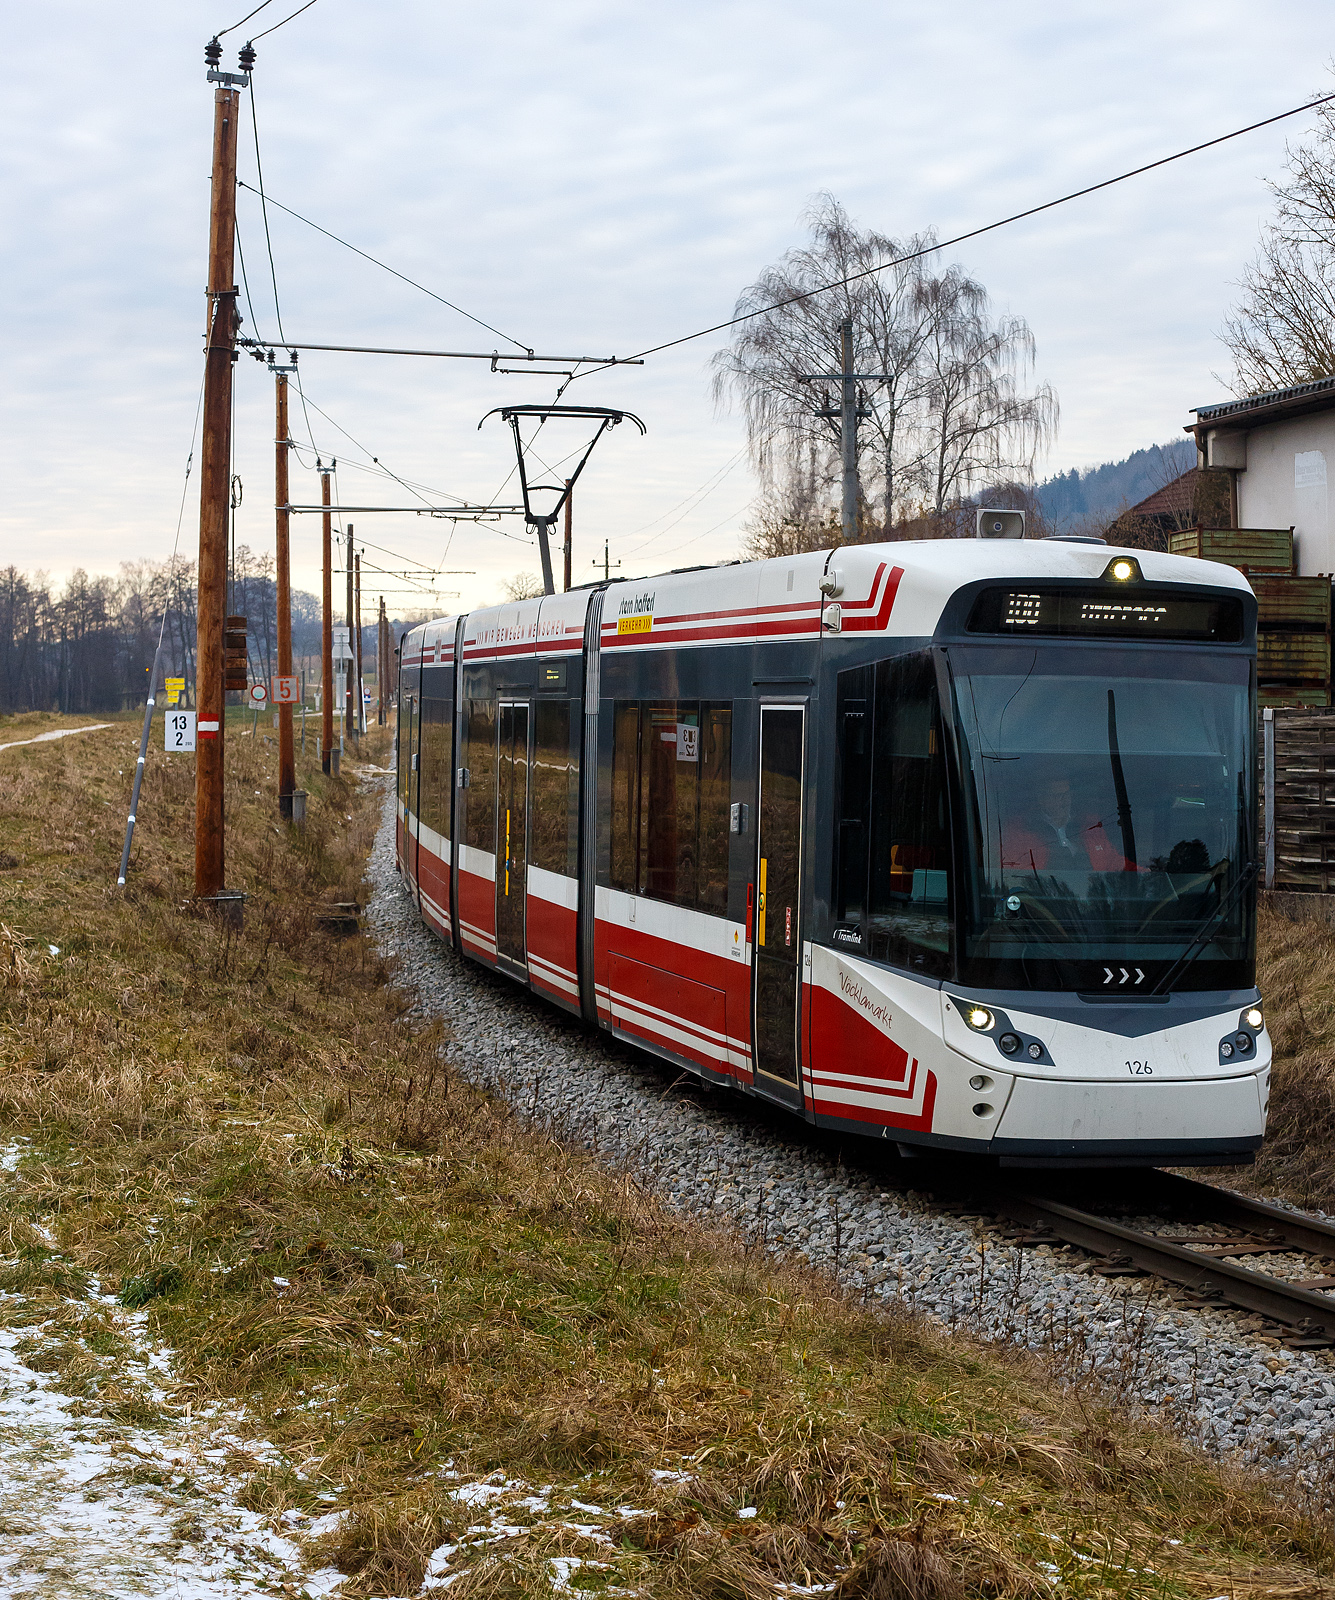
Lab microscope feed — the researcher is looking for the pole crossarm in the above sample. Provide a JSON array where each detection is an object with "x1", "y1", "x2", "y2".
[
  {"x1": 237, "y1": 336, "x2": 643, "y2": 366},
  {"x1": 478, "y1": 405, "x2": 647, "y2": 596},
  {"x1": 280, "y1": 503, "x2": 524, "y2": 516}
]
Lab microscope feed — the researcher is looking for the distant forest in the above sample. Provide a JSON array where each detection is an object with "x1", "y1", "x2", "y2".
[
  {"x1": 1035, "y1": 438, "x2": 1195, "y2": 528},
  {"x1": 0, "y1": 548, "x2": 405, "y2": 716},
  {"x1": 7, "y1": 438, "x2": 1204, "y2": 715}
]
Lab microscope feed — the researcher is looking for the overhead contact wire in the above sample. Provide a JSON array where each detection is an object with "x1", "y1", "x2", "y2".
[
  {"x1": 250, "y1": 0, "x2": 320, "y2": 41},
  {"x1": 214, "y1": 0, "x2": 276, "y2": 38},
  {"x1": 566, "y1": 89, "x2": 1335, "y2": 380}
]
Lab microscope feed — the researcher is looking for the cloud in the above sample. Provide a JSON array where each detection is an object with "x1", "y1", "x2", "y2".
[{"x1": 1, "y1": 0, "x2": 1328, "y2": 608}]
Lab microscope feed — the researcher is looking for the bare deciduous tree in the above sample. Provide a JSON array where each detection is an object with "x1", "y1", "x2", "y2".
[
  {"x1": 1222, "y1": 96, "x2": 1335, "y2": 393},
  {"x1": 501, "y1": 571, "x2": 545, "y2": 601},
  {"x1": 712, "y1": 194, "x2": 1057, "y2": 550}
]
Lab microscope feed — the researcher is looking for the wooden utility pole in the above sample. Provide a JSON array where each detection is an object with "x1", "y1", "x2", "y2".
[
  {"x1": 345, "y1": 523, "x2": 356, "y2": 742},
  {"x1": 321, "y1": 470, "x2": 334, "y2": 774},
  {"x1": 354, "y1": 550, "x2": 363, "y2": 736},
  {"x1": 839, "y1": 318, "x2": 858, "y2": 545},
  {"x1": 195, "y1": 66, "x2": 243, "y2": 898},
  {"x1": 377, "y1": 596, "x2": 388, "y2": 725},
  {"x1": 563, "y1": 481, "x2": 573, "y2": 592},
  {"x1": 593, "y1": 539, "x2": 621, "y2": 583},
  {"x1": 274, "y1": 366, "x2": 295, "y2": 818}
]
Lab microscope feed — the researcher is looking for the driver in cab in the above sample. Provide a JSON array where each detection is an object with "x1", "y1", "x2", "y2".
[{"x1": 1002, "y1": 773, "x2": 1128, "y2": 874}]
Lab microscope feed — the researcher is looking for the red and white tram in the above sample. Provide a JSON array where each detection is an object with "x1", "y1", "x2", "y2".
[{"x1": 396, "y1": 536, "x2": 1270, "y2": 1167}]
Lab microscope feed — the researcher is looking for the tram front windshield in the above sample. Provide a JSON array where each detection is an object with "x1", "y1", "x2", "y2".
[{"x1": 950, "y1": 644, "x2": 1254, "y2": 992}]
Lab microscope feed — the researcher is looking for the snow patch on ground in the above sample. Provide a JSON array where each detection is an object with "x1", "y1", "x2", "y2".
[{"x1": 0, "y1": 1144, "x2": 345, "y2": 1599}]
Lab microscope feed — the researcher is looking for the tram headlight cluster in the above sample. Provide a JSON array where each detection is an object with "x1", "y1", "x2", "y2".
[
  {"x1": 1246, "y1": 1006, "x2": 1264, "y2": 1030},
  {"x1": 965, "y1": 1006, "x2": 994, "y2": 1032}
]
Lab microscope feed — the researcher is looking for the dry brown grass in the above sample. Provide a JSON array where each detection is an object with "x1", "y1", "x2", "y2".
[
  {"x1": 1251, "y1": 904, "x2": 1335, "y2": 1209},
  {"x1": 0, "y1": 717, "x2": 1330, "y2": 1596}
]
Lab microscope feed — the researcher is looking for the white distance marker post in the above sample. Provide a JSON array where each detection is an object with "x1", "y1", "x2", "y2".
[{"x1": 165, "y1": 710, "x2": 197, "y2": 752}]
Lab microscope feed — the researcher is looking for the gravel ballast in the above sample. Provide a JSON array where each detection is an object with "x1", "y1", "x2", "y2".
[{"x1": 365, "y1": 782, "x2": 1335, "y2": 1485}]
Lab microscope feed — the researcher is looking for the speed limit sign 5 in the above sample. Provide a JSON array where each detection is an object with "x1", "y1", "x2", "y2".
[{"x1": 271, "y1": 674, "x2": 299, "y2": 704}]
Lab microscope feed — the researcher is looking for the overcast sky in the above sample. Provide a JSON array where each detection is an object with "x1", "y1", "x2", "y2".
[{"x1": 3, "y1": 1, "x2": 1331, "y2": 612}]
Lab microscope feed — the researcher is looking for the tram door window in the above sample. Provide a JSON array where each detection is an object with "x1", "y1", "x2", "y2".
[
  {"x1": 397, "y1": 675, "x2": 415, "y2": 815},
  {"x1": 496, "y1": 702, "x2": 530, "y2": 967},
  {"x1": 753, "y1": 705, "x2": 805, "y2": 1091},
  {"x1": 419, "y1": 695, "x2": 453, "y2": 839},
  {"x1": 531, "y1": 700, "x2": 580, "y2": 876},
  {"x1": 462, "y1": 700, "x2": 497, "y2": 855}
]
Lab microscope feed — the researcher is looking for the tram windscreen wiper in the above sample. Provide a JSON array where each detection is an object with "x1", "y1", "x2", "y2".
[
  {"x1": 1149, "y1": 859, "x2": 1258, "y2": 996},
  {"x1": 1106, "y1": 688, "x2": 1137, "y2": 871}
]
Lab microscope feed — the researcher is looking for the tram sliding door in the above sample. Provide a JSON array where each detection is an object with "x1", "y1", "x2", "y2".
[
  {"x1": 752, "y1": 705, "x2": 805, "y2": 1097},
  {"x1": 496, "y1": 701, "x2": 530, "y2": 970}
]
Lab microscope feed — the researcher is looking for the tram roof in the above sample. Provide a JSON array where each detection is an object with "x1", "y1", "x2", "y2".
[{"x1": 398, "y1": 537, "x2": 1249, "y2": 663}]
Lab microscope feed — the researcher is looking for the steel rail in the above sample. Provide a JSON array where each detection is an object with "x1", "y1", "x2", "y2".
[
  {"x1": 1146, "y1": 1171, "x2": 1335, "y2": 1257},
  {"x1": 982, "y1": 1185, "x2": 1335, "y2": 1343}
]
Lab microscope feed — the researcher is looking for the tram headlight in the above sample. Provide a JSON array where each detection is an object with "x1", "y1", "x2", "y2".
[
  {"x1": 965, "y1": 1006, "x2": 994, "y2": 1032},
  {"x1": 1103, "y1": 555, "x2": 1142, "y2": 582},
  {"x1": 1245, "y1": 1006, "x2": 1264, "y2": 1030}
]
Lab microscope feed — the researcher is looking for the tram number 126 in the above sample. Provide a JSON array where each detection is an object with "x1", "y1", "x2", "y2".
[{"x1": 1126, "y1": 1059, "x2": 1153, "y2": 1076}]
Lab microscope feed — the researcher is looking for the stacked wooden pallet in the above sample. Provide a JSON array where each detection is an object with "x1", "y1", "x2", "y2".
[
  {"x1": 1168, "y1": 526, "x2": 1331, "y2": 707},
  {"x1": 1264, "y1": 709, "x2": 1335, "y2": 891}
]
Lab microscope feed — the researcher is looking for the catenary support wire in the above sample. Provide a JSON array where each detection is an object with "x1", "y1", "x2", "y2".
[{"x1": 236, "y1": 180, "x2": 532, "y2": 352}]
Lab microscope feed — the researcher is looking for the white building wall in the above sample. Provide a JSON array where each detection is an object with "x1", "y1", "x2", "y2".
[{"x1": 1234, "y1": 412, "x2": 1335, "y2": 576}]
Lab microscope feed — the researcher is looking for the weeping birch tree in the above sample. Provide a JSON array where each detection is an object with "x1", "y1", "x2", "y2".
[{"x1": 711, "y1": 195, "x2": 1057, "y2": 551}]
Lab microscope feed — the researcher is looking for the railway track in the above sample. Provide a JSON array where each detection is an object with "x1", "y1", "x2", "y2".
[{"x1": 938, "y1": 1173, "x2": 1335, "y2": 1349}]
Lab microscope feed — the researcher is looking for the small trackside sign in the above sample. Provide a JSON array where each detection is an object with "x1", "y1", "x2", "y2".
[
  {"x1": 616, "y1": 590, "x2": 655, "y2": 635},
  {"x1": 271, "y1": 675, "x2": 299, "y2": 704},
  {"x1": 165, "y1": 710, "x2": 196, "y2": 751}
]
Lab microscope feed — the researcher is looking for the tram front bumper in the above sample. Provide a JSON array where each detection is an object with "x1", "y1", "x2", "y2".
[{"x1": 988, "y1": 1069, "x2": 1267, "y2": 1165}]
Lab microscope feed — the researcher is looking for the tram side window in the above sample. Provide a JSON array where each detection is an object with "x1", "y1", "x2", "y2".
[
  {"x1": 697, "y1": 706, "x2": 732, "y2": 915},
  {"x1": 609, "y1": 700, "x2": 732, "y2": 914},
  {"x1": 419, "y1": 695, "x2": 453, "y2": 837},
  {"x1": 866, "y1": 654, "x2": 952, "y2": 977},
  {"x1": 609, "y1": 702, "x2": 641, "y2": 894},
  {"x1": 532, "y1": 700, "x2": 579, "y2": 876},
  {"x1": 463, "y1": 699, "x2": 497, "y2": 853},
  {"x1": 833, "y1": 666, "x2": 873, "y2": 923}
]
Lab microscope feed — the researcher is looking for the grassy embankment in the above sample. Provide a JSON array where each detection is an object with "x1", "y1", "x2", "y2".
[
  {"x1": 1254, "y1": 904, "x2": 1335, "y2": 1210},
  {"x1": 0, "y1": 708, "x2": 1331, "y2": 1598}
]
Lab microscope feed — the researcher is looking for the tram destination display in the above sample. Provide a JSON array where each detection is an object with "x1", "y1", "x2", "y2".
[{"x1": 967, "y1": 585, "x2": 1244, "y2": 642}]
